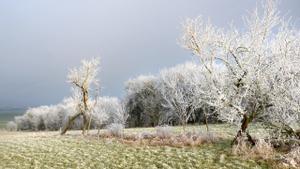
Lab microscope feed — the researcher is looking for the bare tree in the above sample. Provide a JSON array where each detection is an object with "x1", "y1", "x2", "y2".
[
  {"x1": 61, "y1": 58, "x2": 100, "y2": 135},
  {"x1": 158, "y1": 62, "x2": 203, "y2": 131},
  {"x1": 180, "y1": 0, "x2": 299, "y2": 144}
]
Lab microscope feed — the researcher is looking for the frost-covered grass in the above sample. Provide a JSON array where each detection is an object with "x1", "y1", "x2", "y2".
[
  {"x1": 0, "y1": 124, "x2": 271, "y2": 169},
  {"x1": 125, "y1": 123, "x2": 268, "y2": 139}
]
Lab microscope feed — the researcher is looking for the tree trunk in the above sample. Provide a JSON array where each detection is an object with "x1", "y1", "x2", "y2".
[
  {"x1": 82, "y1": 113, "x2": 87, "y2": 135},
  {"x1": 232, "y1": 114, "x2": 255, "y2": 146},
  {"x1": 182, "y1": 123, "x2": 186, "y2": 132},
  {"x1": 61, "y1": 112, "x2": 82, "y2": 135},
  {"x1": 204, "y1": 108, "x2": 209, "y2": 132},
  {"x1": 87, "y1": 113, "x2": 93, "y2": 134},
  {"x1": 204, "y1": 114, "x2": 209, "y2": 132}
]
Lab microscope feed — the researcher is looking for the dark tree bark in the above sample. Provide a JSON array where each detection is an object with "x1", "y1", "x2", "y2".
[
  {"x1": 61, "y1": 86, "x2": 90, "y2": 135},
  {"x1": 61, "y1": 112, "x2": 82, "y2": 135},
  {"x1": 203, "y1": 107, "x2": 209, "y2": 132},
  {"x1": 232, "y1": 114, "x2": 255, "y2": 146}
]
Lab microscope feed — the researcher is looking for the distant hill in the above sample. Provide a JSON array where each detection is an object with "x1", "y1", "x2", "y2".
[
  {"x1": 0, "y1": 107, "x2": 26, "y2": 114},
  {"x1": 0, "y1": 108, "x2": 26, "y2": 128}
]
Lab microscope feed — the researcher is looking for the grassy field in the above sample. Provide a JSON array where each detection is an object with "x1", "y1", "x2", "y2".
[{"x1": 0, "y1": 124, "x2": 274, "y2": 169}]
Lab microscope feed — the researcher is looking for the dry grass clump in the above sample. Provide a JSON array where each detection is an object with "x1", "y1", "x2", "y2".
[
  {"x1": 106, "y1": 123, "x2": 124, "y2": 137},
  {"x1": 280, "y1": 146, "x2": 300, "y2": 168},
  {"x1": 252, "y1": 139, "x2": 275, "y2": 159},
  {"x1": 169, "y1": 131, "x2": 218, "y2": 147},
  {"x1": 122, "y1": 133, "x2": 138, "y2": 140},
  {"x1": 117, "y1": 129, "x2": 219, "y2": 148},
  {"x1": 98, "y1": 125, "x2": 220, "y2": 148},
  {"x1": 155, "y1": 125, "x2": 173, "y2": 139},
  {"x1": 232, "y1": 138, "x2": 275, "y2": 160},
  {"x1": 232, "y1": 138, "x2": 300, "y2": 169}
]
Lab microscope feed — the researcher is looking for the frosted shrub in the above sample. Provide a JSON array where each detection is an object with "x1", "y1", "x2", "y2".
[
  {"x1": 10, "y1": 96, "x2": 128, "y2": 132},
  {"x1": 106, "y1": 123, "x2": 124, "y2": 137},
  {"x1": 12, "y1": 98, "x2": 77, "y2": 131},
  {"x1": 96, "y1": 97, "x2": 128, "y2": 126},
  {"x1": 14, "y1": 115, "x2": 32, "y2": 130},
  {"x1": 6, "y1": 121, "x2": 17, "y2": 131},
  {"x1": 44, "y1": 105, "x2": 67, "y2": 130},
  {"x1": 155, "y1": 125, "x2": 173, "y2": 139},
  {"x1": 25, "y1": 106, "x2": 48, "y2": 131},
  {"x1": 91, "y1": 100, "x2": 108, "y2": 130}
]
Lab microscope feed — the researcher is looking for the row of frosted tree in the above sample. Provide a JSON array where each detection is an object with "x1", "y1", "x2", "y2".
[
  {"x1": 7, "y1": 0, "x2": 299, "y2": 144},
  {"x1": 125, "y1": 62, "x2": 217, "y2": 129}
]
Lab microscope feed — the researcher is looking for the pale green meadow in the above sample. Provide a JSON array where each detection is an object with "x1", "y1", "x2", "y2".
[{"x1": 0, "y1": 124, "x2": 271, "y2": 169}]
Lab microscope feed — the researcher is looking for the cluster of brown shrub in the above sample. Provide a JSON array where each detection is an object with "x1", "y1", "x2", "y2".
[
  {"x1": 232, "y1": 136, "x2": 300, "y2": 168},
  {"x1": 99, "y1": 125, "x2": 218, "y2": 148}
]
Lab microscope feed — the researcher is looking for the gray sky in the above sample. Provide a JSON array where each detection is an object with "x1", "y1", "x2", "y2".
[{"x1": 0, "y1": 0, "x2": 299, "y2": 108}]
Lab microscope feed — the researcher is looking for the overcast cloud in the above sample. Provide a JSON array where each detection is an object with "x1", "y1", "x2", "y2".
[{"x1": 0, "y1": 0, "x2": 299, "y2": 108}]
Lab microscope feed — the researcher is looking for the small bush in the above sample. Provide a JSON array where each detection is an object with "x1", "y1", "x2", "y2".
[
  {"x1": 6, "y1": 121, "x2": 17, "y2": 131},
  {"x1": 155, "y1": 125, "x2": 173, "y2": 139},
  {"x1": 106, "y1": 123, "x2": 124, "y2": 137}
]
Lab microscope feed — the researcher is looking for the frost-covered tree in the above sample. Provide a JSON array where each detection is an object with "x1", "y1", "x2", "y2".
[
  {"x1": 158, "y1": 62, "x2": 206, "y2": 130},
  {"x1": 90, "y1": 99, "x2": 108, "y2": 131},
  {"x1": 124, "y1": 64, "x2": 216, "y2": 129},
  {"x1": 181, "y1": 0, "x2": 300, "y2": 143},
  {"x1": 94, "y1": 97, "x2": 127, "y2": 126},
  {"x1": 11, "y1": 96, "x2": 128, "y2": 132},
  {"x1": 61, "y1": 58, "x2": 100, "y2": 135},
  {"x1": 23, "y1": 107, "x2": 47, "y2": 131},
  {"x1": 124, "y1": 75, "x2": 162, "y2": 127},
  {"x1": 262, "y1": 22, "x2": 300, "y2": 140},
  {"x1": 13, "y1": 97, "x2": 79, "y2": 131}
]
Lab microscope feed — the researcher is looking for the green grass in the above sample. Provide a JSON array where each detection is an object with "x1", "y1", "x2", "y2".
[{"x1": 0, "y1": 124, "x2": 272, "y2": 169}]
